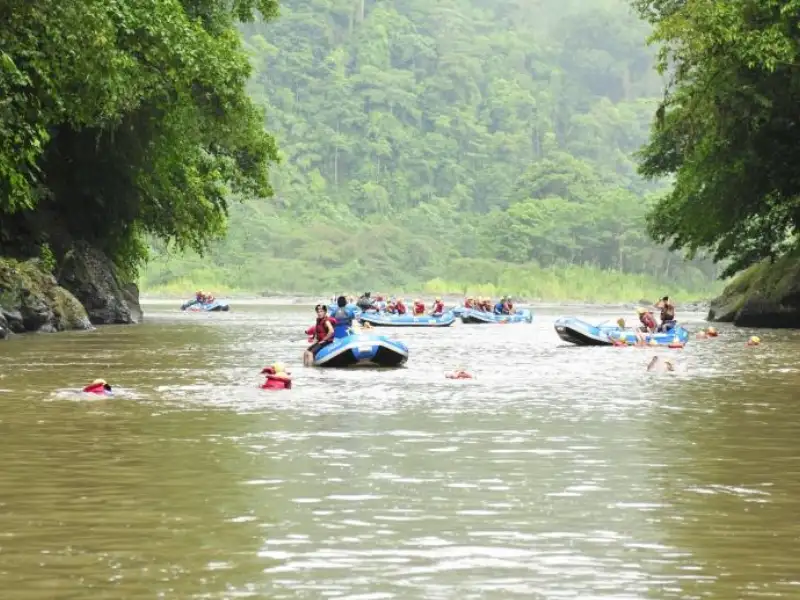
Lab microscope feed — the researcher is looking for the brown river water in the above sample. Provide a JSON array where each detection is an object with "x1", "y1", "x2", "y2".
[{"x1": 1, "y1": 300, "x2": 799, "y2": 599}]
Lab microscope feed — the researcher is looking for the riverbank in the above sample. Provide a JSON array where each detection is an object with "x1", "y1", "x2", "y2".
[
  {"x1": 708, "y1": 251, "x2": 800, "y2": 328},
  {"x1": 0, "y1": 244, "x2": 143, "y2": 340},
  {"x1": 140, "y1": 293, "x2": 711, "y2": 314},
  {"x1": 140, "y1": 259, "x2": 723, "y2": 306}
]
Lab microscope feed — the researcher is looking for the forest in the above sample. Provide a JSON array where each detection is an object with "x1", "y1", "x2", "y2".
[
  {"x1": 140, "y1": 0, "x2": 724, "y2": 301},
  {"x1": 0, "y1": 0, "x2": 279, "y2": 280}
]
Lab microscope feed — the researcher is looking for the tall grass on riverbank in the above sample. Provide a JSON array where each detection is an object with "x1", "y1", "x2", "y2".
[{"x1": 140, "y1": 258, "x2": 724, "y2": 302}]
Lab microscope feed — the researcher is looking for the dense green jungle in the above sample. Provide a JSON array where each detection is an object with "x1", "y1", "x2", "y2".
[{"x1": 139, "y1": 0, "x2": 724, "y2": 302}]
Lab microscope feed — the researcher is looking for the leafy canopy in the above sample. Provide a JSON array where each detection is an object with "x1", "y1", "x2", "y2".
[
  {"x1": 0, "y1": 0, "x2": 279, "y2": 276},
  {"x1": 633, "y1": 0, "x2": 800, "y2": 276}
]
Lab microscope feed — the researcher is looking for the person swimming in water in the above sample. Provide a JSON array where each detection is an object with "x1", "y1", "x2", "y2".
[
  {"x1": 646, "y1": 356, "x2": 675, "y2": 373},
  {"x1": 83, "y1": 379, "x2": 112, "y2": 395},
  {"x1": 260, "y1": 362, "x2": 292, "y2": 389}
]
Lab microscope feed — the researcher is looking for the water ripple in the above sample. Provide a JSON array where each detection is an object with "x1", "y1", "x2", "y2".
[{"x1": 0, "y1": 304, "x2": 799, "y2": 598}]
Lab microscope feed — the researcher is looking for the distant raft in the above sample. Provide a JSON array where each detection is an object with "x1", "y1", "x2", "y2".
[
  {"x1": 554, "y1": 317, "x2": 690, "y2": 347},
  {"x1": 181, "y1": 299, "x2": 230, "y2": 312},
  {"x1": 310, "y1": 334, "x2": 409, "y2": 368},
  {"x1": 459, "y1": 308, "x2": 533, "y2": 324},
  {"x1": 358, "y1": 311, "x2": 456, "y2": 328}
]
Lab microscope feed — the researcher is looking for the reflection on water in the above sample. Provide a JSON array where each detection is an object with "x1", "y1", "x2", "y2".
[{"x1": 1, "y1": 302, "x2": 800, "y2": 598}]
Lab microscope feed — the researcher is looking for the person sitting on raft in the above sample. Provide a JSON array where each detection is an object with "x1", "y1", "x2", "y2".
[
  {"x1": 464, "y1": 297, "x2": 474, "y2": 310},
  {"x1": 655, "y1": 295, "x2": 676, "y2": 332},
  {"x1": 83, "y1": 378, "x2": 112, "y2": 395},
  {"x1": 493, "y1": 296, "x2": 510, "y2": 315},
  {"x1": 305, "y1": 304, "x2": 334, "y2": 356},
  {"x1": 395, "y1": 298, "x2": 407, "y2": 315},
  {"x1": 504, "y1": 296, "x2": 515, "y2": 314},
  {"x1": 332, "y1": 295, "x2": 356, "y2": 338},
  {"x1": 356, "y1": 292, "x2": 373, "y2": 311},
  {"x1": 413, "y1": 299, "x2": 425, "y2": 315},
  {"x1": 430, "y1": 297, "x2": 445, "y2": 316},
  {"x1": 261, "y1": 362, "x2": 292, "y2": 389},
  {"x1": 635, "y1": 307, "x2": 657, "y2": 343}
]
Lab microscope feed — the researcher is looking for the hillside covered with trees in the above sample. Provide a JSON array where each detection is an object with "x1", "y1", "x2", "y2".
[
  {"x1": 141, "y1": 0, "x2": 723, "y2": 301},
  {"x1": 1, "y1": 0, "x2": 280, "y2": 336}
]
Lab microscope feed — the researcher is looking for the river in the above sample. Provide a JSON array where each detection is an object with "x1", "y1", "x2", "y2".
[{"x1": 1, "y1": 301, "x2": 799, "y2": 599}]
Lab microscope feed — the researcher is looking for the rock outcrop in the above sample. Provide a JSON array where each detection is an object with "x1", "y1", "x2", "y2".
[
  {"x1": 0, "y1": 258, "x2": 93, "y2": 338},
  {"x1": 708, "y1": 253, "x2": 800, "y2": 328},
  {"x1": 0, "y1": 242, "x2": 143, "y2": 339},
  {"x1": 58, "y1": 242, "x2": 142, "y2": 325}
]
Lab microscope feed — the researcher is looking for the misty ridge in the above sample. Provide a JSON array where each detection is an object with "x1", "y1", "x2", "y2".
[{"x1": 142, "y1": 0, "x2": 720, "y2": 300}]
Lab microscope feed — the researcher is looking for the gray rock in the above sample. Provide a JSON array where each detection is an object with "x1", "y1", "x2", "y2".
[
  {"x1": 19, "y1": 287, "x2": 55, "y2": 331},
  {"x1": 732, "y1": 295, "x2": 800, "y2": 328},
  {"x1": 122, "y1": 283, "x2": 143, "y2": 324},
  {"x1": 58, "y1": 242, "x2": 141, "y2": 325},
  {"x1": 2, "y1": 309, "x2": 25, "y2": 334},
  {"x1": 0, "y1": 312, "x2": 8, "y2": 339},
  {"x1": 707, "y1": 256, "x2": 800, "y2": 328},
  {"x1": 0, "y1": 257, "x2": 93, "y2": 338}
]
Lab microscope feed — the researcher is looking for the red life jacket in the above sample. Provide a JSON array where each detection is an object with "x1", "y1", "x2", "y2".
[
  {"x1": 83, "y1": 383, "x2": 110, "y2": 395},
  {"x1": 314, "y1": 316, "x2": 331, "y2": 341},
  {"x1": 413, "y1": 302, "x2": 425, "y2": 315},
  {"x1": 261, "y1": 375, "x2": 292, "y2": 390},
  {"x1": 433, "y1": 301, "x2": 444, "y2": 313},
  {"x1": 396, "y1": 302, "x2": 407, "y2": 315}
]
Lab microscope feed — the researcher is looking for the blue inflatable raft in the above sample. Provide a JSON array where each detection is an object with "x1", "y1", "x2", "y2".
[
  {"x1": 358, "y1": 311, "x2": 456, "y2": 328},
  {"x1": 554, "y1": 317, "x2": 690, "y2": 346},
  {"x1": 311, "y1": 334, "x2": 409, "y2": 368},
  {"x1": 181, "y1": 299, "x2": 230, "y2": 312},
  {"x1": 460, "y1": 308, "x2": 533, "y2": 324}
]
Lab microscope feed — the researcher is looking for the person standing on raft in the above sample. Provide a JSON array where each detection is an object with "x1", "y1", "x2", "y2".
[{"x1": 655, "y1": 296, "x2": 676, "y2": 332}]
